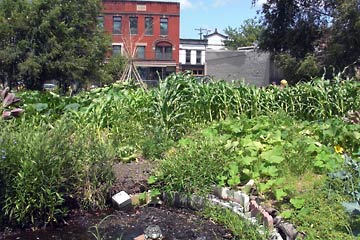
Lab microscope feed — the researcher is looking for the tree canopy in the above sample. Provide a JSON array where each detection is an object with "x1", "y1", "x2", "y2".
[
  {"x1": 224, "y1": 19, "x2": 263, "y2": 49},
  {"x1": 0, "y1": 0, "x2": 108, "y2": 91},
  {"x1": 253, "y1": 0, "x2": 360, "y2": 81}
]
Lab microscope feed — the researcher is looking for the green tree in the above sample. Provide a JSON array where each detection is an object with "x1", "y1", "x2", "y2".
[
  {"x1": 256, "y1": 0, "x2": 360, "y2": 82},
  {"x1": 0, "y1": 0, "x2": 31, "y2": 89},
  {"x1": 258, "y1": 0, "x2": 331, "y2": 59},
  {"x1": 102, "y1": 53, "x2": 127, "y2": 86},
  {"x1": 325, "y1": 0, "x2": 360, "y2": 71},
  {"x1": 0, "y1": 0, "x2": 108, "y2": 92},
  {"x1": 275, "y1": 53, "x2": 320, "y2": 84},
  {"x1": 224, "y1": 19, "x2": 263, "y2": 49},
  {"x1": 253, "y1": 0, "x2": 360, "y2": 80}
]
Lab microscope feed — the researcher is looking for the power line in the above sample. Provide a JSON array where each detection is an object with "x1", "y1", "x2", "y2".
[{"x1": 195, "y1": 28, "x2": 211, "y2": 40}]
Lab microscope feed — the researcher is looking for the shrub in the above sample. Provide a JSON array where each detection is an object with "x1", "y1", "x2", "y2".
[{"x1": 0, "y1": 119, "x2": 114, "y2": 227}]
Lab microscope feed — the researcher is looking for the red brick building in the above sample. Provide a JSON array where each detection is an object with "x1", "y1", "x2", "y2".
[{"x1": 100, "y1": 0, "x2": 180, "y2": 82}]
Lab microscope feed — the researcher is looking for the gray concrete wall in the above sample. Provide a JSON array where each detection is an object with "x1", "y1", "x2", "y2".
[{"x1": 206, "y1": 49, "x2": 282, "y2": 87}]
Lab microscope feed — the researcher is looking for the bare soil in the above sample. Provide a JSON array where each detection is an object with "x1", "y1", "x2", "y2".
[
  {"x1": 108, "y1": 158, "x2": 235, "y2": 239},
  {"x1": 0, "y1": 158, "x2": 235, "y2": 240}
]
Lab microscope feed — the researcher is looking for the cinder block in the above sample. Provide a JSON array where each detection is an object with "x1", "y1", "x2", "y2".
[
  {"x1": 262, "y1": 211, "x2": 274, "y2": 230},
  {"x1": 243, "y1": 179, "x2": 255, "y2": 194},
  {"x1": 232, "y1": 191, "x2": 250, "y2": 212},
  {"x1": 249, "y1": 200, "x2": 258, "y2": 211},
  {"x1": 213, "y1": 187, "x2": 229, "y2": 200},
  {"x1": 112, "y1": 191, "x2": 131, "y2": 210}
]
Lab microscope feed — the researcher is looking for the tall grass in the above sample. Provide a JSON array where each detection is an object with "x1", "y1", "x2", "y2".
[{"x1": 0, "y1": 119, "x2": 114, "y2": 227}]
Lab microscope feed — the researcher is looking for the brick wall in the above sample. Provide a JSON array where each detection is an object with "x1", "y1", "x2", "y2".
[{"x1": 101, "y1": 0, "x2": 180, "y2": 67}]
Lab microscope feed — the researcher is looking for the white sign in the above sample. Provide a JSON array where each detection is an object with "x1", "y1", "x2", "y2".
[{"x1": 137, "y1": 5, "x2": 146, "y2": 11}]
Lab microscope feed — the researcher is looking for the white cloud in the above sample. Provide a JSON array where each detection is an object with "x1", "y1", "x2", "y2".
[
  {"x1": 212, "y1": 0, "x2": 232, "y2": 8},
  {"x1": 179, "y1": 0, "x2": 193, "y2": 9},
  {"x1": 255, "y1": 0, "x2": 267, "y2": 7}
]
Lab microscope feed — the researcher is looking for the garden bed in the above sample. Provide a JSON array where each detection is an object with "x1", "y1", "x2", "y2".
[{"x1": 1, "y1": 160, "x2": 235, "y2": 240}]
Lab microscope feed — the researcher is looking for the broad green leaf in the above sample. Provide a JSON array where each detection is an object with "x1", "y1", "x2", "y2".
[
  {"x1": 306, "y1": 143, "x2": 321, "y2": 153},
  {"x1": 229, "y1": 162, "x2": 239, "y2": 176},
  {"x1": 241, "y1": 156, "x2": 257, "y2": 165},
  {"x1": 290, "y1": 198, "x2": 305, "y2": 209},
  {"x1": 354, "y1": 132, "x2": 360, "y2": 140},
  {"x1": 281, "y1": 210, "x2": 293, "y2": 219},
  {"x1": 260, "y1": 145, "x2": 284, "y2": 163},
  {"x1": 230, "y1": 125, "x2": 242, "y2": 133},
  {"x1": 261, "y1": 165, "x2": 278, "y2": 177},
  {"x1": 242, "y1": 168, "x2": 251, "y2": 176},
  {"x1": 314, "y1": 160, "x2": 325, "y2": 168},
  {"x1": 147, "y1": 176, "x2": 158, "y2": 184},
  {"x1": 217, "y1": 175, "x2": 227, "y2": 186},
  {"x1": 139, "y1": 192, "x2": 147, "y2": 202},
  {"x1": 274, "y1": 177, "x2": 286, "y2": 186},
  {"x1": 268, "y1": 130, "x2": 282, "y2": 143},
  {"x1": 275, "y1": 189, "x2": 287, "y2": 201},
  {"x1": 244, "y1": 140, "x2": 263, "y2": 151},
  {"x1": 224, "y1": 140, "x2": 239, "y2": 150},
  {"x1": 315, "y1": 150, "x2": 328, "y2": 162},
  {"x1": 258, "y1": 179, "x2": 276, "y2": 192},
  {"x1": 34, "y1": 103, "x2": 48, "y2": 112},
  {"x1": 64, "y1": 103, "x2": 80, "y2": 111},
  {"x1": 227, "y1": 176, "x2": 240, "y2": 187},
  {"x1": 150, "y1": 189, "x2": 161, "y2": 198}
]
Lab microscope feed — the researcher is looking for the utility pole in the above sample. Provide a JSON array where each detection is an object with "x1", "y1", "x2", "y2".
[{"x1": 195, "y1": 28, "x2": 210, "y2": 40}]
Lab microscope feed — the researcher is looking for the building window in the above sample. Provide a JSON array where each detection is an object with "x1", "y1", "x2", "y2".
[
  {"x1": 112, "y1": 45, "x2": 121, "y2": 55},
  {"x1": 160, "y1": 18, "x2": 168, "y2": 35},
  {"x1": 155, "y1": 42, "x2": 172, "y2": 60},
  {"x1": 196, "y1": 50, "x2": 201, "y2": 64},
  {"x1": 193, "y1": 69, "x2": 203, "y2": 76},
  {"x1": 136, "y1": 46, "x2": 145, "y2": 59},
  {"x1": 185, "y1": 50, "x2": 191, "y2": 63},
  {"x1": 129, "y1": 17, "x2": 138, "y2": 35},
  {"x1": 145, "y1": 17, "x2": 153, "y2": 35},
  {"x1": 113, "y1": 16, "x2": 121, "y2": 34},
  {"x1": 97, "y1": 16, "x2": 104, "y2": 29}
]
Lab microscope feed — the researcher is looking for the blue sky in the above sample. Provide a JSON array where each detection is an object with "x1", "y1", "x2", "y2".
[{"x1": 159, "y1": 0, "x2": 267, "y2": 39}]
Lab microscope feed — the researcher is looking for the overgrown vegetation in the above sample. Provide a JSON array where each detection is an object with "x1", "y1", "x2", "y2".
[{"x1": 0, "y1": 73, "x2": 359, "y2": 239}]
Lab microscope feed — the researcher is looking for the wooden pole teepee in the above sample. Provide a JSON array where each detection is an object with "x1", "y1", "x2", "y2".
[{"x1": 118, "y1": 28, "x2": 146, "y2": 89}]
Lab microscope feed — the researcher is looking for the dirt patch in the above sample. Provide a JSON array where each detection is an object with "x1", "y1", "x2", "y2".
[
  {"x1": 1, "y1": 158, "x2": 235, "y2": 240},
  {"x1": 110, "y1": 157, "x2": 153, "y2": 195},
  {"x1": 109, "y1": 158, "x2": 234, "y2": 239},
  {"x1": 101, "y1": 206, "x2": 234, "y2": 240}
]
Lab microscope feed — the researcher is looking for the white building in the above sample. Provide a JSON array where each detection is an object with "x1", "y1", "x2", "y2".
[
  {"x1": 179, "y1": 38, "x2": 207, "y2": 76},
  {"x1": 179, "y1": 29, "x2": 228, "y2": 76},
  {"x1": 203, "y1": 28, "x2": 228, "y2": 50}
]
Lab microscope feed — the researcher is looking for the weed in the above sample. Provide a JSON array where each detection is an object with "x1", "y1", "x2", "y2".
[
  {"x1": 88, "y1": 214, "x2": 122, "y2": 240},
  {"x1": 202, "y1": 206, "x2": 268, "y2": 240},
  {"x1": 283, "y1": 184, "x2": 355, "y2": 239}
]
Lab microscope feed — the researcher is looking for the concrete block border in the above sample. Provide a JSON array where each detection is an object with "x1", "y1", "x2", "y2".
[
  {"x1": 212, "y1": 186, "x2": 302, "y2": 240},
  {"x1": 114, "y1": 185, "x2": 301, "y2": 240},
  {"x1": 212, "y1": 187, "x2": 281, "y2": 239}
]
